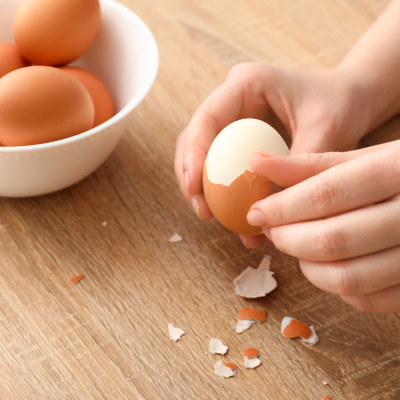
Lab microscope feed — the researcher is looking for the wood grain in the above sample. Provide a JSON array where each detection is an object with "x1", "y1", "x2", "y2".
[{"x1": 0, "y1": 0, "x2": 399, "y2": 399}]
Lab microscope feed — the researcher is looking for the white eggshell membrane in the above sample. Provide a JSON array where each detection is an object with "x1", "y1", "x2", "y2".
[
  {"x1": 209, "y1": 338, "x2": 228, "y2": 354},
  {"x1": 168, "y1": 323, "x2": 186, "y2": 342},
  {"x1": 214, "y1": 361, "x2": 236, "y2": 378},
  {"x1": 206, "y1": 119, "x2": 290, "y2": 186},
  {"x1": 234, "y1": 255, "x2": 277, "y2": 298}
]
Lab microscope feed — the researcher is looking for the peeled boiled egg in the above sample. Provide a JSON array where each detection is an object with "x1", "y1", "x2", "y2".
[
  {"x1": 0, "y1": 42, "x2": 28, "y2": 78},
  {"x1": 0, "y1": 66, "x2": 94, "y2": 146},
  {"x1": 203, "y1": 119, "x2": 290, "y2": 236},
  {"x1": 13, "y1": 0, "x2": 101, "y2": 66},
  {"x1": 59, "y1": 67, "x2": 114, "y2": 127}
]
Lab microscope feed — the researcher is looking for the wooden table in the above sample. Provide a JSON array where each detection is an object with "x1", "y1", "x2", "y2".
[{"x1": 1, "y1": 0, "x2": 399, "y2": 399}]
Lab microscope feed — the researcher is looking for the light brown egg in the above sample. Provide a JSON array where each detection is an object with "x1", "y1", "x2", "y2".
[
  {"x1": 13, "y1": 0, "x2": 100, "y2": 66},
  {"x1": 203, "y1": 119, "x2": 290, "y2": 236},
  {"x1": 59, "y1": 67, "x2": 114, "y2": 127},
  {"x1": 0, "y1": 42, "x2": 28, "y2": 78},
  {"x1": 0, "y1": 66, "x2": 94, "y2": 146}
]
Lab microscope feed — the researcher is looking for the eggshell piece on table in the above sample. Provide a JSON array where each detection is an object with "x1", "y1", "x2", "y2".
[
  {"x1": 209, "y1": 338, "x2": 228, "y2": 355},
  {"x1": 168, "y1": 323, "x2": 186, "y2": 342},
  {"x1": 234, "y1": 255, "x2": 277, "y2": 298},
  {"x1": 203, "y1": 119, "x2": 290, "y2": 235},
  {"x1": 0, "y1": 42, "x2": 28, "y2": 78},
  {"x1": 0, "y1": 66, "x2": 94, "y2": 146},
  {"x1": 243, "y1": 348, "x2": 259, "y2": 358},
  {"x1": 13, "y1": 0, "x2": 101, "y2": 66},
  {"x1": 59, "y1": 67, "x2": 114, "y2": 127},
  {"x1": 214, "y1": 360, "x2": 237, "y2": 378},
  {"x1": 243, "y1": 348, "x2": 261, "y2": 369},
  {"x1": 238, "y1": 308, "x2": 267, "y2": 322},
  {"x1": 281, "y1": 316, "x2": 319, "y2": 346},
  {"x1": 69, "y1": 274, "x2": 85, "y2": 284},
  {"x1": 282, "y1": 318, "x2": 312, "y2": 339}
]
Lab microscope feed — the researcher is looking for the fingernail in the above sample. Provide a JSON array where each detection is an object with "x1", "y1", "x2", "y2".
[
  {"x1": 253, "y1": 152, "x2": 276, "y2": 158},
  {"x1": 239, "y1": 234, "x2": 249, "y2": 249},
  {"x1": 191, "y1": 197, "x2": 200, "y2": 219},
  {"x1": 247, "y1": 209, "x2": 267, "y2": 226},
  {"x1": 184, "y1": 171, "x2": 189, "y2": 194},
  {"x1": 263, "y1": 227, "x2": 272, "y2": 241}
]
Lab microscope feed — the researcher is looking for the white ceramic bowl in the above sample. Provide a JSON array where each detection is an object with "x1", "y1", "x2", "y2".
[{"x1": 0, "y1": 0, "x2": 158, "y2": 197}]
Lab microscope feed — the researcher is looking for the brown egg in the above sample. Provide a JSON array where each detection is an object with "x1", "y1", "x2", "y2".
[
  {"x1": 203, "y1": 166, "x2": 275, "y2": 235},
  {"x1": 13, "y1": 0, "x2": 101, "y2": 66},
  {"x1": 59, "y1": 67, "x2": 114, "y2": 127},
  {"x1": 0, "y1": 66, "x2": 94, "y2": 146},
  {"x1": 0, "y1": 42, "x2": 28, "y2": 78},
  {"x1": 203, "y1": 119, "x2": 291, "y2": 236}
]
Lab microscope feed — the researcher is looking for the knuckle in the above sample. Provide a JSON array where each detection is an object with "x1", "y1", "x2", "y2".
[
  {"x1": 310, "y1": 178, "x2": 340, "y2": 214},
  {"x1": 333, "y1": 267, "x2": 360, "y2": 297},
  {"x1": 315, "y1": 226, "x2": 347, "y2": 260}
]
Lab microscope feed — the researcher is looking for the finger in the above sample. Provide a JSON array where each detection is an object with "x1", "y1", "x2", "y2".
[
  {"x1": 265, "y1": 195, "x2": 400, "y2": 261},
  {"x1": 238, "y1": 234, "x2": 265, "y2": 249},
  {"x1": 174, "y1": 128, "x2": 189, "y2": 198},
  {"x1": 248, "y1": 142, "x2": 400, "y2": 227},
  {"x1": 250, "y1": 141, "x2": 391, "y2": 189},
  {"x1": 175, "y1": 128, "x2": 214, "y2": 220},
  {"x1": 299, "y1": 245, "x2": 400, "y2": 297},
  {"x1": 340, "y1": 284, "x2": 400, "y2": 313},
  {"x1": 183, "y1": 64, "x2": 272, "y2": 197}
]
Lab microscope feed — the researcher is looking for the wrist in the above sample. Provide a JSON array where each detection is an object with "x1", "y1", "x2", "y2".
[{"x1": 336, "y1": 61, "x2": 400, "y2": 133}]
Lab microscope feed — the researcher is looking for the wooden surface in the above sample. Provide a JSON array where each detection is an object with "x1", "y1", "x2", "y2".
[{"x1": 1, "y1": 0, "x2": 399, "y2": 399}]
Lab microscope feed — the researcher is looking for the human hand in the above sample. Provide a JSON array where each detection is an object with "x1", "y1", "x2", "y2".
[
  {"x1": 246, "y1": 141, "x2": 400, "y2": 313},
  {"x1": 175, "y1": 62, "x2": 372, "y2": 228}
]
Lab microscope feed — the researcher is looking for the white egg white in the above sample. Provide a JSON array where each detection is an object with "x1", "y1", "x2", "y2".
[{"x1": 205, "y1": 119, "x2": 290, "y2": 186}]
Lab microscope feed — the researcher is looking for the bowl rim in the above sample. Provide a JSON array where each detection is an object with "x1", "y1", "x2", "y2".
[{"x1": 0, "y1": 0, "x2": 159, "y2": 153}]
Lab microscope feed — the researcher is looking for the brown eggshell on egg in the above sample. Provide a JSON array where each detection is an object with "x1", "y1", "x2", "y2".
[
  {"x1": 13, "y1": 0, "x2": 101, "y2": 66},
  {"x1": 0, "y1": 66, "x2": 94, "y2": 146},
  {"x1": 59, "y1": 66, "x2": 114, "y2": 127},
  {"x1": 0, "y1": 42, "x2": 29, "y2": 78},
  {"x1": 203, "y1": 164, "x2": 275, "y2": 236}
]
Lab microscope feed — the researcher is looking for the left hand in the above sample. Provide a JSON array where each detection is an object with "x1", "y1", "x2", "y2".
[{"x1": 246, "y1": 141, "x2": 400, "y2": 313}]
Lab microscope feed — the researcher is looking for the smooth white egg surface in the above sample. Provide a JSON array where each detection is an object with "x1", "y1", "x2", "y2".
[{"x1": 206, "y1": 119, "x2": 290, "y2": 186}]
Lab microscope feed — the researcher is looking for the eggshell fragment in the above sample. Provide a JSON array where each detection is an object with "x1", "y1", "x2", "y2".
[
  {"x1": 70, "y1": 274, "x2": 85, "y2": 284},
  {"x1": 282, "y1": 318, "x2": 311, "y2": 339},
  {"x1": 59, "y1": 67, "x2": 114, "y2": 127},
  {"x1": 203, "y1": 119, "x2": 290, "y2": 235},
  {"x1": 169, "y1": 233, "x2": 183, "y2": 242},
  {"x1": 13, "y1": 0, "x2": 101, "y2": 66},
  {"x1": 223, "y1": 363, "x2": 237, "y2": 371},
  {"x1": 243, "y1": 348, "x2": 261, "y2": 369},
  {"x1": 0, "y1": 42, "x2": 28, "y2": 78},
  {"x1": 234, "y1": 255, "x2": 277, "y2": 298},
  {"x1": 214, "y1": 360, "x2": 237, "y2": 378},
  {"x1": 238, "y1": 308, "x2": 267, "y2": 322},
  {"x1": 168, "y1": 323, "x2": 186, "y2": 342},
  {"x1": 0, "y1": 66, "x2": 94, "y2": 146},
  {"x1": 243, "y1": 348, "x2": 258, "y2": 358},
  {"x1": 236, "y1": 320, "x2": 255, "y2": 333},
  {"x1": 281, "y1": 317, "x2": 319, "y2": 346},
  {"x1": 209, "y1": 338, "x2": 228, "y2": 355}
]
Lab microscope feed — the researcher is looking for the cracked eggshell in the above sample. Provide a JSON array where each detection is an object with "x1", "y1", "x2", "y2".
[
  {"x1": 209, "y1": 338, "x2": 228, "y2": 355},
  {"x1": 214, "y1": 361, "x2": 237, "y2": 378},
  {"x1": 168, "y1": 323, "x2": 186, "y2": 342},
  {"x1": 234, "y1": 256, "x2": 277, "y2": 298},
  {"x1": 203, "y1": 119, "x2": 290, "y2": 235}
]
